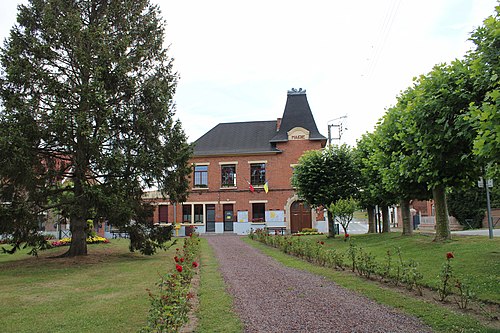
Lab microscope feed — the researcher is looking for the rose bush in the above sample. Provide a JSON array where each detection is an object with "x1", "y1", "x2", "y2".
[{"x1": 142, "y1": 233, "x2": 201, "y2": 333}]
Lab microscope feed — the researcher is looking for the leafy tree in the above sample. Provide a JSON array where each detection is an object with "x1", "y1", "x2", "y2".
[
  {"x1": 370, "y1": 98, "x2": 430, "y2": 236},
  {"x1": 292, "y1": 144, "x2": 359, "y2": 237},
  {"x1": 354, "y1": 132, "x2": 397, "y2": 233},
  {"x1": 0, "y1": 0, "x2": 192, "y2": 256},
  {"x1": 467, "y1": 6, "x2": 500, "y2": 178},
  {"x1": 328, "y1": 197, "x2": 357, "y2": 235},
  {"x1": 405, "y1": 60, "x2": 481, "y2": 241}
]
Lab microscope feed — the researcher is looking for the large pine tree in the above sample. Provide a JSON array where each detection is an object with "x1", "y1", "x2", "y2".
[{"x1": 0, "y1": 0, "x2": 192, "y2": 256}]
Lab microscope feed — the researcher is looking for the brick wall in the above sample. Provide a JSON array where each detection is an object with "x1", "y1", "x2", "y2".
[{"x1": 164, "y1": 138, "x2": 325, "y2": 224}]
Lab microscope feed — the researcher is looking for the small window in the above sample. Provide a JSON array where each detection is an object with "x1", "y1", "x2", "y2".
[
  {"x1": 194, "y1": 165, "x2": 208, "y2": 187},
  {"x1": 182, "y1": 205, "x2": 192, "y2": 223},
  {"x1": 158, "y1": 205, "x2": 168, "y2": 223},
  {"x1": 194, "y1": 204, "x2": 204, "y2": 224},
  {"x1": 221, "y1": 164, "x2": 236, "y2": 187},
  {"x1": 252, "y1": 203, "x2": 265, "y2": 222},
  {"x1": 250, "y1": 163, "x2": 266, "y2": 186}
]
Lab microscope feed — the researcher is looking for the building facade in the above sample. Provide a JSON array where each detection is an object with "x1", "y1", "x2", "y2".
[{"x1": 146, "y1": 88, "x2": 328, "y2": 235}]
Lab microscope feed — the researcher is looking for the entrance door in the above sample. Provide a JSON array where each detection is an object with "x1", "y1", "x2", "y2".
[
  {"x1": 206, "y1": 204, "x2": 215, "y2": 232},
  {"x1": 223, "y1": 204, "x2": 234, "y2": 232},
  {"x1": 290, "y1": 201, "x2": 312, "y2": 233}
]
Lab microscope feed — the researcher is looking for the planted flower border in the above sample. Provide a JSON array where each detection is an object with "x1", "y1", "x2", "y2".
[
  {"x1": 141, "y1": 233, "x2": 201, "y2": 333},
  {"x1": 51, "y1": 236, "x2": 110, "y2": 247},
  {"x1": 248, "y1": 229, "x2": 475, "y2": 309}
]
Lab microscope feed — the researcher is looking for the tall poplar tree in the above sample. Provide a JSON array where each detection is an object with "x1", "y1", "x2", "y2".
[{"x1": 0, "y1": 0, "x2": 192, "y2": 256}]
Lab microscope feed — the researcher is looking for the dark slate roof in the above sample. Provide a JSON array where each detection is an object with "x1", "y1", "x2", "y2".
[
  {"x1": 270, "y1": 92, "x2": 326, "y2": 142},
  {"x1": 193, "y1": 120, "x2": 281, "y2": 156}
]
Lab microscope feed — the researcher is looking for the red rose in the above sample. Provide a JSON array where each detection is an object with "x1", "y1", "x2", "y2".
[
  {"x1": 176, "y1": 264, "x2": 183, "y2": 272},
  {"x1": 446, "y1": 252, "x2": 454, "y2": 259},
  {"x1": 180, "y1": 257, "x2": 184, "y2": 263},
  {"x1": 174, "y1": 256, "x2": 179, "y2": 262},
  {"x1": 192, "y1": 261, "x2": 199, "y2": 268},
  {"x1": 320, "y1": 241, "x2": 325, "y2": 245},
  {"x1": 345, "y1": 233, "x2": 350, "y2": 238}
]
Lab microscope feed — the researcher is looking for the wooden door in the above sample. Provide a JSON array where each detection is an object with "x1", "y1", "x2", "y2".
[{"x1": 290, "y1": 201, "x2": 312, "y2": 233}]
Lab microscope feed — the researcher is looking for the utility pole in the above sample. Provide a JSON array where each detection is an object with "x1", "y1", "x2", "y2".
[{"x1": 327, "y1": 115, "x2": 347, "y2": 145}]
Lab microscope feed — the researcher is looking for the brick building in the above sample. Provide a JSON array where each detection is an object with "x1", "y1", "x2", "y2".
[{"x1": 145, "y1": 88, "x2": 328, "y2": 235}]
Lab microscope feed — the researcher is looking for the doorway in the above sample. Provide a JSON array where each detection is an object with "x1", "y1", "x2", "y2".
[
  {"x1": 223, "y1": 204, "x2": 234, "y2": 232},
  {"x1": 206, "y1": 204, "x2": 215, "y2": 232},
  {"x1": 290, "y1": 201, "x2": 312, "y2": 233}
]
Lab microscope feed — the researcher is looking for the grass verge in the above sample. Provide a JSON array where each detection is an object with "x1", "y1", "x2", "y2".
[
  {"x1": 309, "y1": 232, "x2": 500, "y2": 304},
  {"x1": 244, "y1": 237, "x2": 498, "y2": 333},
  {"x1": 195, "y1": 238, "x2": 243, "y2": 333},
  {"x1": 0, "y1": 239, "x2": 175, "y2": 333}
]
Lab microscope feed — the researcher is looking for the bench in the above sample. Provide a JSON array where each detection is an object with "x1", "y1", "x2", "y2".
[
  {"x1": 265, "y1": 226, "x2": 286, "y2": 235},
  {"x1": 111, "y1": 231, "x2": 129, "y2": 239}
]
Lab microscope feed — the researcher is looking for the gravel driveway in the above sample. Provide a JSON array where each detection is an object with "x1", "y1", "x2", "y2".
[{"x1": 206, "y1": 235, "x2": 432, "y2": 333}]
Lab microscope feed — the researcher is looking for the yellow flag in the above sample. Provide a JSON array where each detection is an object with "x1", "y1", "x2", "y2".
[{"x1": 264, "y1": 181, "x2": 269, "y2": 193}]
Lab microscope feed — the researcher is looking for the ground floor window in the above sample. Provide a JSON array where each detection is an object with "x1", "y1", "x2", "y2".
[
  {"x1": 182, "y1": 205, "x2": 192, "y2": 223},
  {"x1": 158, "y1": 205, "x2": 168, "y2": 223},
  {"x1": 252, "y1": 203, "x2": 265, "y2": 222},
  {"x1": 194, "y1": 204, "x2": 204, "y2": 224}
]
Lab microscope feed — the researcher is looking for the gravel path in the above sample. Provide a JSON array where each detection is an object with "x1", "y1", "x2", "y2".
[{"x1": 206, "y1": 235, "x2": 432, "y2": 333}]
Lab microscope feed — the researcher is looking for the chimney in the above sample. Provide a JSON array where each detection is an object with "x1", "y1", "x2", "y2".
[{"x1": 276, "y1": 118, "x2": 282, "y2": 131}]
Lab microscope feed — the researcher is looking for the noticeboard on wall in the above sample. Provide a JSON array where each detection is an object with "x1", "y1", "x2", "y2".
[
  {"x1": 265, "y1": 210, "x2": 284, "y2": 223},
  {"x1": 237, "y1": 211, "x2": 248, "y2": 223}
]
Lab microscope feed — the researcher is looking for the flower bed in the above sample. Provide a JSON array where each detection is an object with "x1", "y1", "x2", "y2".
[
  {"x1": 51, "y1": 236, "x2": 110, "y2": 247},
  {"x1": 141, "y1": 233, "x2": 201, "y2": 333}
]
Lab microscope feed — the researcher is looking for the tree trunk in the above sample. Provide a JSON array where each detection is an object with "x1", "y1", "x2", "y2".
[
  {"x1": 433, "y1": 184, "x2": 451, "y2": 241},
  {"x1": 66, "y1": 215, "x2": 88, "y2": 256},
  {"x1": 400, "y1": 199, "x2": 413, "y2": 236},
  {"x1": 367, "y1": 205, "x2": 376, "y2": 233},
  {"x1": 65, "y1": 157, "x2": 89, "y2": 256},
  {"x1": 327, "y1": 210, "x2": 336, "y2": 238},
  {"x1": 382, "y1": 205, "x2": 390, "y2": 233}
]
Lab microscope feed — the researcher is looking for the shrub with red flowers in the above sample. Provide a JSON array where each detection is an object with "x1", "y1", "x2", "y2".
[
  {"x1": 438, "y1": 251, "x2": 455, "y2": 301},
  {"x1": 142, "y1": 233, "x2": 201, "y2": 333}
]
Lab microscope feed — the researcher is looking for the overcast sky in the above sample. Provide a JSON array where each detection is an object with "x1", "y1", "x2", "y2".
[{"x1": 0, "y1": 0, "x2": 497, "y2": 146}]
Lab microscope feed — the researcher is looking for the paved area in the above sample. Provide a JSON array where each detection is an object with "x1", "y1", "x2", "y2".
[
  {"x1": 207, "y1": 235, "x2": 431, "y2": 333},
  {"x1": 452, "y1": 228, "x2": 499, "y2": 237}
]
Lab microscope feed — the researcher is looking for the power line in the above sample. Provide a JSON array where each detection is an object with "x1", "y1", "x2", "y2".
[{"x1": 365, "y1": 0, "x2": 402, "y2": 78}]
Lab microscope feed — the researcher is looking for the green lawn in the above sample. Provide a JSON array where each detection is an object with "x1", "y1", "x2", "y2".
[
  {"x1": 196, "y1": 239, "x2": 243, "y2": 333},
  {"x1": 310, "y1": 232, "x2": 500, "y2": 304},
  {"x1": 0, "y1": 239, "x2": 174, "y2": 333}
]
